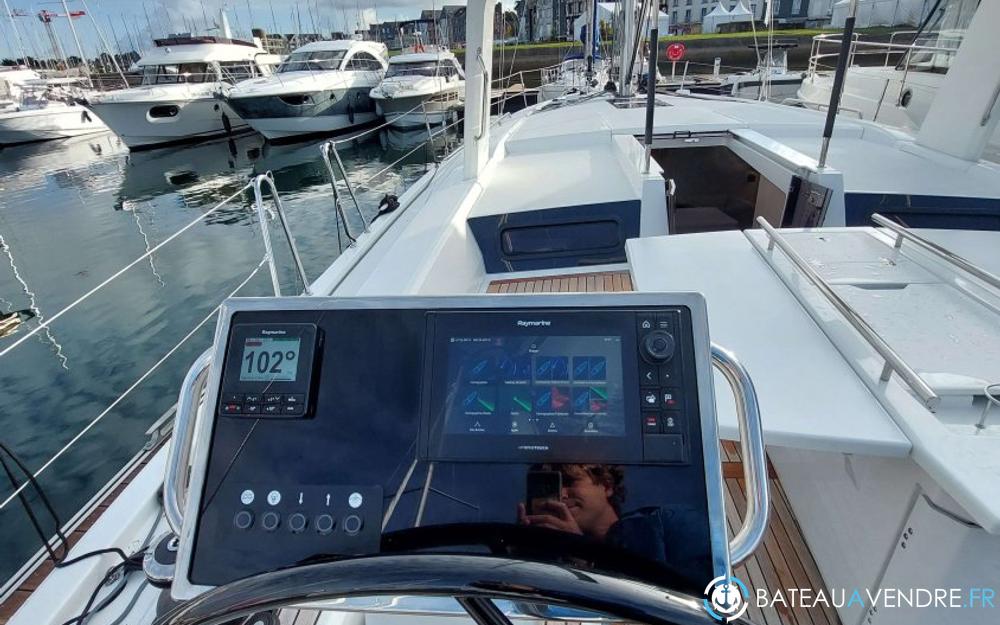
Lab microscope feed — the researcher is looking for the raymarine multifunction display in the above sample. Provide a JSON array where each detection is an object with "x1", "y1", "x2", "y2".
[{"x1": 174, "y1": 294, "x2": 725, "y2": 602}]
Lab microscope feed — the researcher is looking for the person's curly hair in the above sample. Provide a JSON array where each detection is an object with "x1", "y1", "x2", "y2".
[{"x1": 533, "y1": 463, "x2": 627, "y2": 514}]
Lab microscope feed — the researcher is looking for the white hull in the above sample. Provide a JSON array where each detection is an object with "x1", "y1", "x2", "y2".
[
  {"x1": 85, "y1": 97, "x2": 248, "y2": 149},
  {"x1": 382, "y1": 109, "x2": 456, "y2": 129},
  {"x1": 0, "y1": 105, "x2": 107, "y2": 145},
  {"x1": 246, "y1": 112, "x2": 379, "y2": 139}
]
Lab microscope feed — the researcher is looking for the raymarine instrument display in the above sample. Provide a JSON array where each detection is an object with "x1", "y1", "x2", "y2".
[
  {"x1": 442, "y1": 334, "x2": 625, "y2": 437},
  {"x1": 174, "y1": 294, "x2": 726, "y2": 603},
  {"x1": 239, "y1": 336, "x2": 301, "y2": 382}
]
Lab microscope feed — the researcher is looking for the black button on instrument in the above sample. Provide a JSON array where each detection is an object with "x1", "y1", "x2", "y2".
[
  {"x1": 244, "y1": 403, "x2": 261, "y2": 414},
  {"x1": 261, "y1": 511, "x2": 281, "y2": 532},
  {"x1": 244, "y1": 394, "x2": 262, "y2": 404},
  {"x1": 343, "y1": 514, "x2": 364, "y2": 536},
  {"x1": 641, "y1": 330, "x2": 675, "y2": 364},
  {"x1": 222, "y1": 393, "x2": 243, "y2": 404},
  {"x1": 234, "y1": 510, "x2": 254, "y2": 530},
  {"x1": 315, "y1": 514, "x2": 336, "y2": 535},
  {"x1": 264, "y1": 394, "x2": 282, "y2": 404},
  {"x1": 221, "y1": 403, "x2": 242, "y2": 415},
  {"x1": 641, "y1": 389, "x2": 659, "y2": 408},
  {"x1": 262, "y1": 404, "x2": 281, "y2": 415},
  {"x1": 643, "y1": 413, "x2": 660, "y2": 433},
  {"x1": 639, "y1": 363, "x2": 659, "y2": 386},
  {"x1": 288, "y1": 513, "x2": 308, "y2": 533}
]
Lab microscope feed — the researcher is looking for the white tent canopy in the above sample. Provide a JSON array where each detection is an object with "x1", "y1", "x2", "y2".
[
  {"x1": 830, "y1": 0, "x2": 927, "y2": 28},
  {"x1": 702, "y1": 1, "x2": 755, "y2": 34},
  {"x1": 573, "y1": 2, "x2": 670, "y2": 43}
]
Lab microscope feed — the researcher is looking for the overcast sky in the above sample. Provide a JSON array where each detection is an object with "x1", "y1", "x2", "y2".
[{"x1": 1, "y1": 0, "x2": 518, "y2": 60}]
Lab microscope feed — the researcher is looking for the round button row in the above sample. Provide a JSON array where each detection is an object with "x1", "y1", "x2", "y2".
[
  {"x1": 234, "y1": 510, "x2": 364, "y2": 535},
  {"x1": 239, "y1": 489, "x2": 364, "y2": 508}
]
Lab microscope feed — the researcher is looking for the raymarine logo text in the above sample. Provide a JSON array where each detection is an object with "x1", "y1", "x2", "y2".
[{"x1": 516, "y1": 320, "x2": 551, "y2": 327}]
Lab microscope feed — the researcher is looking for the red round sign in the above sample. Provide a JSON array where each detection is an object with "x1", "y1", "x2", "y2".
[{"x1": 666, "y1": 43, "x2": 686, "y2": 62}]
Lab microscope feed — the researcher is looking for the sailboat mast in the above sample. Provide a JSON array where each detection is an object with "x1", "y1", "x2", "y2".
[{"x1": 1, "y1": 0, "x2": 30, "y2": 65}]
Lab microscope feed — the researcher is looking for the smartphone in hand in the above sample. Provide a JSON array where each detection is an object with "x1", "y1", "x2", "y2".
[{"x1": 526, "y1": 470, "x2": 562, "y2": 515}]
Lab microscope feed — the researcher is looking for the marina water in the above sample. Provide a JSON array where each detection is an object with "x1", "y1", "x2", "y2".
[{"x1": 0, "y1": 127, "x2": 448, "y2": 580}]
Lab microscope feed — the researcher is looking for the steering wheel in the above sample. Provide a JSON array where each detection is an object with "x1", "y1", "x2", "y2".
[{"x1": 154, "y1": 554, "x2": 741, "y2": 625}]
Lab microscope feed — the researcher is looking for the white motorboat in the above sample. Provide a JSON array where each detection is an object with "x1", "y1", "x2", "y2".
[
  {"x1": 0, "y1": 68, "x2": 40, "y2": 111},
  {"x1": 4, "y1": 2, "x2": 1000, "y2": 625},
  {"x1": 370, "y1": 47, "x2": 465, "y2": 129},
  {"x1": 224, "y1": 40, "x2": 388, "y2": 141},
  {"x1": 794, "y1": 0, "x2": 984, "y2": 141},
  {"x1": 0, "y1": 80, "x2": 108, "y2": 146},
  {"x1": 81, "y1": 35, "x2": 280, "y2": 150}
]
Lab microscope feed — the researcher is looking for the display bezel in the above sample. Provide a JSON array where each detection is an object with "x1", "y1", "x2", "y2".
[{"x1": 421, "y1": 310, "x2": 643, "y2": 463}]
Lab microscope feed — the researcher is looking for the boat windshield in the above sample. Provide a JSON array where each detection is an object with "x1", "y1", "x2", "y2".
[
  {"x1": 140, "y1": 63, "x2": 214, "y2": 85},
  {"x1": 898, "y1": 0, "x2": 978, "y2": 73},
  {"x1": 386, "y1": 60, "x2": 459, "y2": 78},
  {"x1": 279, "y1": 50, "x2": 347, "y2": 73}
]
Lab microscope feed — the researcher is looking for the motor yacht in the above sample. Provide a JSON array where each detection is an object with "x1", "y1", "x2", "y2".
[
  {"x1": 370, "y1": 47, "x2": 465, "y2": 129},
  {"x1": 0, "y1": 79, "x2": 108, "y2": 145},
  {"x1": 2, "y1": 2, "x2": 1000, "y2": 625},
  {"x1": 795, "y1": 0, "x2": 986, "y2": 144},
  {"x1": 0, "y1": 68, "x2": 40, "y2": 112},
  {"x1": 224, "y1": 40, "x2": 388, "y2": 141},
  {"x1": 81, "y1": 35, "x2": 280, "y2": 150}
]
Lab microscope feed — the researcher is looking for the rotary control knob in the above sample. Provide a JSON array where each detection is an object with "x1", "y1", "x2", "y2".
[
  {"x1": 641, "y1": 330, "x2": 675, "y2": 364},
  {"x1": 288, "y1": 513, "x2": 308, "y2": 533},
  {"x1": 261, "y1": 511, "x2": 281, "y2": 532}
]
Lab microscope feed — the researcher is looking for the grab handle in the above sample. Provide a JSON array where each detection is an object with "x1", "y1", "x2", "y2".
[
  {"x1": 712, "y1": 343, "x2": 769, "y2": 567},
  {"x1": 164, "y1": 349, "x2": 213, "y2": 535}
]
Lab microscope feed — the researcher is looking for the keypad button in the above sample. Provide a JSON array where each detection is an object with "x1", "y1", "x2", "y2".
[
  {"x1": 643, "y1": 413, "x2": 660, "y2": 433},
  {"x1": 222, "y1": 393, "x2": 243, "y2": 404},
  {"x1": 234, "y1": 510, "x2": 254, "y2": 530},
  {"x1": 244, "y1": 403, "x2": 261, "y2": 414},
  {"x1": 659, "y1": 367, "x2": 676, "y2": 384},
  {"x1": 288, "y1": 513, "x2": 308, "y2": 533},
  {"x1": 637, "y1": 314, "x2": 655, "y2": 335},
  {"x1": 640, "y1": 363, "x2": 659, "y2": 386},
  {"x1": 343, "y1": 514, "x2": 364, "y2": 536},
  {"x1": 261, "y1": 511, "x2": 280, "y2": 532},
  {"x1": 662, "y1": 389, "x2": 680, "y2": 408},
  {"x1": 284, "y1": 394, "x2": 305, "y2": 405},
  {"x1": 244, "y1": 393, "x2": 262, "y2": 404},
  {"x1": 221, "y1": 403, "x2": 242, "y2": 415},
  {"x1": 264, "y1": 393, "x2": 282, "y2": 404},
  {"x1": 282, "y1": 404, "x2": 305, "y2": 416},
  {"x1": 662, "y1": 411, "x2": 683, "y2": 431},
  {"x1": 641, "y1": 389, "x2": 660, "y2": 408},
  {"x1": 655, "y1": 313, "x2": 675, "y2": 332},
  {"x1": 315, "y1": 514, "x2": 336, "y2": 535},
  {"x1": 262, "y1": 404, "x2": 281, "y2": 415}
]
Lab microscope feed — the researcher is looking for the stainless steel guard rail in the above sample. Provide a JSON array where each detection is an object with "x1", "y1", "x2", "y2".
[
  {"x1": 164, "y1": 345, "x2": 771, "y2": 569},
  {"x1": 756, "y1": 217, "x2": 940, "y2": 410},
  {"x1": 712, "y1": 343, "x2": 769, "y2": 568},
  {"x1": 252, "y1": 172, "x2": 312, "y2": 296},
  {"x1": 164, "y1": 349, "x2": 213, "y2": 535},
  {"x1": 872, "y1": 213, "x2": 1000, "y2": 290}
]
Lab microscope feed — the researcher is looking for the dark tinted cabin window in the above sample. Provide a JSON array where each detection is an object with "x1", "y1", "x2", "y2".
[
  {"x1": 149, "y1": 105, "x2": 179, "y2": 118},
  {"x1": 501, "y1": 221, "x2": 621, "y2": 256}
]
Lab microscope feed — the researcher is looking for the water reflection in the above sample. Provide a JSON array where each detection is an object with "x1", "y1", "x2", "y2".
[{"x1": 0, "y1": 124, "x2": 459, "y2": 582}]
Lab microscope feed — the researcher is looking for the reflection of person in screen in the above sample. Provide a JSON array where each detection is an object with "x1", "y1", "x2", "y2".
[{"x1": 517, "y1": 464, "x2": 624, "y2": 541}]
